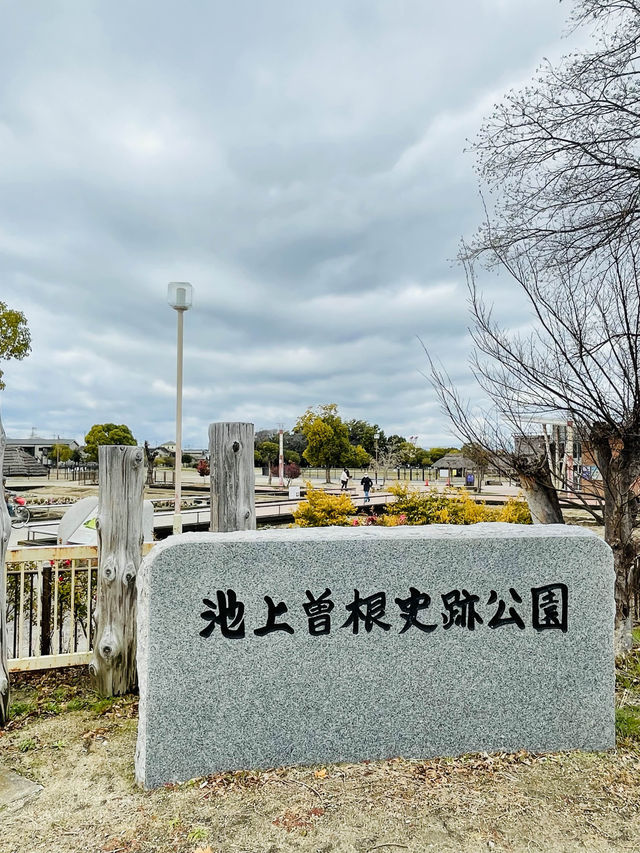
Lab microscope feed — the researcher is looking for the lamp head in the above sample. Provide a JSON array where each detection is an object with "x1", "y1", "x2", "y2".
[{"x1": 168, "y1": 282, "x2": 193, "y2": 311}]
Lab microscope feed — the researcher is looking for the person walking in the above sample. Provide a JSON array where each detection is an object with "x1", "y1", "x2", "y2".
[
  {"x1": 340, "y1": 467, "x2": 350, "y2": 491},
  {"x1": 360, "y1": 473, "x2": 373, "y2": 503}
]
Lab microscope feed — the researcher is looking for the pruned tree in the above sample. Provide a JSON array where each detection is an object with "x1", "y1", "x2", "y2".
[
  {"x1": 443, "y1": 242, "x2": 640, "y2": 652},
  {"x1": 373, "y1": 444, "x2": 403, "y2": 486},
  {"x1": 457, "y1": 0, "x2": 640, "y2": 652},
  {"x1": 426, "y1": 358, "x2": 565, "y2": 523},
  {"x1": 467, "y1": 0, "x2": 640, "y2": 272},
  {"x1": 144, "y1": 441, "x2": 160, "y2": 486}
]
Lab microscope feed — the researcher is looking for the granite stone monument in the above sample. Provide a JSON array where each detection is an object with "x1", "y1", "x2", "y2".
[{"x1": 135, "y1": 524, "x2": 614, "y2": 788}]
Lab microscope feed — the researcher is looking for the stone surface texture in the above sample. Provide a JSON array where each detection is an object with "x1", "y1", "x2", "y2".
[
  {"x1": 0, "y1": 767, "x2": 43, "y2": 810},
  {"x1": 135, "y1": 524, "x2": 614, "y2": 788}
]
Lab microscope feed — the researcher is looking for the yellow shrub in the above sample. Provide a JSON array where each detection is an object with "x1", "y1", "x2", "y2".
[
  {"x1": 495, "y1": 496, "x2": 532, "y2": 524},
  {"x1": 293, "y1": 483, "x2": 356, "y2": 527},
  {"x1": 376, "y1": 513, "x2": 406, "y2": 526},
  {"x1": 386, "y1": 484, "x2": 530, "y2": 525},
  {"x1": 293, "y1": 481, "x2": 531, "y2": 528}
]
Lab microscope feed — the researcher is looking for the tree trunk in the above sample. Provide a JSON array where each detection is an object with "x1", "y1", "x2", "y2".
[
  {"x1": 0, "y1": 417, "x2": 10, "y2": 725},
  {"x1": 325, "y1": 467, "x2": 331, "y2": 483},
  {"x1": 90, "y1": 445, "x2": 145, "y2": 696},
  {"x1": 593, "y1": 436, "x2": 638, "y2": 654},
  {"x1": 518, "y1": 474, "x2": 564, "y2": 524},
  {"x1": 209, "y1": 422, "x2": 256, "y2": 532}
]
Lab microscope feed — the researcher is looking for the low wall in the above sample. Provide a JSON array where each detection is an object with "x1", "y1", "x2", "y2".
[{"x1": 135, "y1": 524, "x2": 614, "y2": 788}]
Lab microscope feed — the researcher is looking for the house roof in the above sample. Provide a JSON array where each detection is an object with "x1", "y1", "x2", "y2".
[
  {"x1": 434, "y1": 453, "x2": 478, "y2": 469},
  {"x1": 7, "y1": 437, "x2": 78, "y2": 447},
  {"x1": 3, "y1": 447, "x2": 48, "y2": 477}
]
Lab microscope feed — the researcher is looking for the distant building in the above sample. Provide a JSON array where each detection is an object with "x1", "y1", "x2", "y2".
[
  {"x1": 7, "y1": 436, "x2": 79, "y2": 466},
  {"x1": 435, "y1": 453, "x2": 480, "y2": 479},
  {"x1": 514, "y1": 421, "x2": 600, "y2": 492},
  {"x1": 3, "y1": 446, "x2": 48, "y2": 478},
  {"x1": 158, "y1": 441, "x2": 207, "y2": 460}
]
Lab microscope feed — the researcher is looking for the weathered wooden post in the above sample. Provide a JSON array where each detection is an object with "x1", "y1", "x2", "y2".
[
  {"x1": 209, "y1": 422, "x2": 256, "y2": 532},
  {"x1": 90, "y1": 445, "x2": 145, "y2": 696},
  {"x1": 40, "y1": 562, "x2": 52, "y2": 656},
  {"x1": 0, "y1": 416, "x2": 10, "y2": 725}
]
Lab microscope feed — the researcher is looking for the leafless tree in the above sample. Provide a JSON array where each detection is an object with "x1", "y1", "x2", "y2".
[
  {"x1": 144, "y1": 441, "x2": 160, "y2": 487},
  {"x1": 468, "y1": 0, "x2": 640, "y2": 272},
  {"x1": 444, "y1": 241, "x2": 640, "y2": 652},
  {"x1": 453, "y1": 0, "x2": 640, "y2": 652},
  {"x1": 426, "y1": 363, "x2": 566, "y2": 525}
]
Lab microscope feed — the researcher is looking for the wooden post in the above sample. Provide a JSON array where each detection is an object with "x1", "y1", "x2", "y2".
[
  {"x1": 40, "y1": 562, "x2": 52, "y2": 656},
  {"x1": 90, "y1": 445, "x2": 145, "y2": 696},
  {"x1": 0, "y1": 416, "x2": 10, "y2": 725},
  {"x1": 209, "y1": 422, "x2": 256, "y2": 532}
]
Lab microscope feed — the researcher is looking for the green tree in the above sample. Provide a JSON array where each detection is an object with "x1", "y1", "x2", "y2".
[
  {"x1": 0, "y1": 301, "x2": 31, "y2": 390},
  {"x1": 84, "y1": 423, "x2": 137, "y2": 462},
  {"x1": 429, "y1": 447, "x2": 458, "y2": 464},
  {"x1": 345, "y1": 419, "x2": 387, "y2": 456},
  {"x1": 345, "y1": 444, "x2": 371, "y2": 468},
  {"x1": 50, "y1": 443, "x2": 73, "y2": 465},
  {"x1": 386, "y1": 434, "x2": 406, "y2": 451},
  {"x1": 294, "y1": 404, "x2": 352, "y2": 482},
  {"x1": 257, "y1": 441, "x2": 279, "y2": 465},
  {"x1": 414, "y1": 448, "x2": 431, "y2": 467}
]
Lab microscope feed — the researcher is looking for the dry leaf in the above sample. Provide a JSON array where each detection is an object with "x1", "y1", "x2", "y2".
[{"x1": 314, "y1": 768, "x2": 328, "y2": 778}]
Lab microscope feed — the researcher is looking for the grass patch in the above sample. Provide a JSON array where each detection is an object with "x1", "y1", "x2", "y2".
[
  {"x1": 8, "y1": 699, "x2": 38, "y2": 719},
  {"x1": 18, "y1": 737, "x2": 38, "y2": 752},
  {"x1": 616, "y1": 705, "x2": 640, "y2": 745},
  {"x1": 616, "y1": 646, "x2": 640, "y2": 693},
  {"x1": 6, "y1": 667, "x2": 138, "y2": 732}
]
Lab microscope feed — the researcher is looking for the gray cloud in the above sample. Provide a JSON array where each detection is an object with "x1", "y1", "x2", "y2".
[{"x1": 0, "y1": 0, "x2": 581, "y2": 448}]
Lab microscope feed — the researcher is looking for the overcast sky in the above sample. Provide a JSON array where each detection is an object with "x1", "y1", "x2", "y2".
[{"x1": 0, "y1": 1, "x2": 585, "y2": 449}]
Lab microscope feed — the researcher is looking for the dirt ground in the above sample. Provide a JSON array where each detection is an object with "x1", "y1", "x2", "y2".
[
  {"x1": 3, "y1": 486, "x2": 638, "y2": 851},
  {"x1": 1, "y1": 646, "x2": 640, "y2": 853}
]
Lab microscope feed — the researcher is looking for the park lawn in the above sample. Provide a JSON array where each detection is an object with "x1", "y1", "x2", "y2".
[{"x1": 1, "y1": 638, "x2": 640, "y2": 853}]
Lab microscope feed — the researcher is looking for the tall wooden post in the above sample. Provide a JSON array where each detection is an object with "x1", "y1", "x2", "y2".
[
  {"x1": 0, "y1": 416, "x2": 10, "y2": 725},
  {"x1": 40, "y1": 562, "x2": 52, "y2": 656},
  {"x1": 209, "y1": 422, "x2": 256, "y2": 532},
  {"x1": 90, "y1": 445, "x2": 145, "y2": 696}
]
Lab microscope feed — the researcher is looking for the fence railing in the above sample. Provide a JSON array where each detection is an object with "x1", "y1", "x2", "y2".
[{"x1": 5, "y1": 543, "x2": 154, "y2": 672}]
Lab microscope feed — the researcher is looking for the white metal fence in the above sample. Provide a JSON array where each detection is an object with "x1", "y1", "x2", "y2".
[{"x1": 5, "y1": 543, "x2": 154, "y2": 672}]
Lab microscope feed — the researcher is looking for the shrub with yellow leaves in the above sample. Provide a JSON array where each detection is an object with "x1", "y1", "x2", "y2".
[
  {"x1": 293, "y1": 483, "x2": 356, "y2": 527},
  {"x1": 385, "y1": 483, "x2": 531, "y2": 526}
]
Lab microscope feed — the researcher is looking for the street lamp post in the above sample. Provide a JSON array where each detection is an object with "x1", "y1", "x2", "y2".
[{"x1": 168, "y1": 282, "x2": 193, "y2": 535}]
